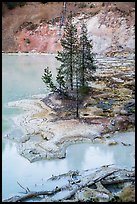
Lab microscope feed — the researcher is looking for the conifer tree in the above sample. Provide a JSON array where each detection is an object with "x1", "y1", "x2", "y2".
[
  {"x1": 56, "y1": 11, "x2": 79, "y2": 91},
  {"x1": 78, "y1": 22, "x2": 96, "y2": 88},
  {"x1": 41, "y1": 67, "x2": 56, "y2": 92},
  {"x1": 56, "y1": 65, "x2": 66, "y2": 92},
  {"x1": 42, "y1": 17, "x2": 97, "y2": 118}
]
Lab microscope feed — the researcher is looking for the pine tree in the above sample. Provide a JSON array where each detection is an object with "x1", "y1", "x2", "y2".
[
  {"x1": 56, "y1": 11, "x2": 79, "y2": 91},
  {"x1": 42, "y1": 17, "x2": 97, "y2": 118},
  {"x1": 41, "y1": 67, "x2": 56, "y2": 92},
  {"x1": 56, "y1": 65, "x2": 66, "y2": 92},
  {"x1": 79, "y1": 22, "x2": 96, "y2": 89},
  {"x1": 75, "y1": 22, "x2": 96, "y2": 116}
]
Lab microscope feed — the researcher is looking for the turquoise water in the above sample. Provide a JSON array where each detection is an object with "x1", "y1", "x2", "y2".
[
  {"x1": 2, "y1": 54, "x2": 135, "y2": 200},
  {"x1": 2, "y1": 54, "x2": 59, "y2": 199},
  {"x1": 2, "y1": 54, "x2": 58, "y2": 135}
]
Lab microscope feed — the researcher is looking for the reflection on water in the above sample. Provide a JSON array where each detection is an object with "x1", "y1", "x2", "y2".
[
  {"x1": 2, "y1": 54, "x2": 59, "y2": 137},
  {"x1": 2, "y1": 54, "x2": 135, "y2": 200},
  {"x1": 2, "y1": 133, "x2": 135, "y2": 199},
  {"x1": 2, "y1": 54, "x2": 60, "y2": 199},
  {"x1": 83, "y1": 146, "x2": 114, "y2": 169},
  {"x1": 66, "y1": 138, "x2": 135, "y2": 171}
]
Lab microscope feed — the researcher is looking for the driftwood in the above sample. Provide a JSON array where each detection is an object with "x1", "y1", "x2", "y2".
[
  {"x1": 3, "y1": 188, "x2": 62, "y2": 202},
  {"x1": 3, "y1": 166, "x2": 135, "y2": 202},
  {"x1": 17, "y1": 182, "x2": 30, "y2": 194}
]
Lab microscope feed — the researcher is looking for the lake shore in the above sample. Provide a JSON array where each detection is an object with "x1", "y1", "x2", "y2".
[
  {"x1": 3, "y1": 165, "x2": 135, "y2": 202},
  {"x1": 7, "y1": 90, "x2": 135, "y2": 162},
  {"x1": 3, "y1": 53, "x2": 135, "y2": 203},
  {"x1": 5, "y1": 53, "x2": 135, "y2": 162}
]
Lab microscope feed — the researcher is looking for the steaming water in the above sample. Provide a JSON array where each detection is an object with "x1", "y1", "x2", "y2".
[{"x1": 2, "y1": 54, "x2": 135, "y2": 200}]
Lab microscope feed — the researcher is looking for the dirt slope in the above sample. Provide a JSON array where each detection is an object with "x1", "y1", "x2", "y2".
[{"x1": 2, "y1": 2, "x2": 135, "y2": 54}]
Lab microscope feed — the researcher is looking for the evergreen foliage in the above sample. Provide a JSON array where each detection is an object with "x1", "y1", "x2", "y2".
[
  {"x1": 56, "y1": 12, "x2": 79, "y2": 91},
  {"x1": 41, "y1": 67, "x2": 56, "y2": 92},
  {"x1": 42, "y1": 13, "x2": 97, "y2": 117},
  {"x1": 56, "y1": 65, "x2": 66, "y2": 91},
  {"x1": 4, "y1": 2, "x2": 26, "y2": 9},
  {"x1": 78, "y1": 22, "x2": 96, "y2": 88}
]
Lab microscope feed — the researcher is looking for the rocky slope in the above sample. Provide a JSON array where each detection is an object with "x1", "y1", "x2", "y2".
[{"x1": 2, "y1": 2, "x2": 135, "y2": 54}]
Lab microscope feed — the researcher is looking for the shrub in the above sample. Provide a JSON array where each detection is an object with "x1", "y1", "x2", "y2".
[
  {"x1": 24, "y1": 38, "x2": 31, "y2": 44},
  {"x1": 79, "y1": 85, "x2": 90, "y2": 96},
  {"x1": 90, "y1": 4, "x2": 96, "y2": 8},
  {"x1": 5, "y1": 2, "x2": 18, "y2": 9},
  {"x1": 79, "y1": 3, "x2": 87, "y2": 8},
  {"x1": 5, "y1": 2, "x2": 26, "y2": 10}
]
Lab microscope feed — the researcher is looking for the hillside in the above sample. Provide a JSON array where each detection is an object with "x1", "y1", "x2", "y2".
[{"x1": 2, "y1": 2, "x2": 135, "y2": 55}]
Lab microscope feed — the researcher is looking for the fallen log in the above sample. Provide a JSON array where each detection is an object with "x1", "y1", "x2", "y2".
[
  {"x1": 3, "y1": 188, "x2": 62, "y2": 202},
  {"x1": 3, "y1": 166, "x2": 135, "y2": 202}
]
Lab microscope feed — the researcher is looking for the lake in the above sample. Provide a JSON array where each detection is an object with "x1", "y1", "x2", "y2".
[{"x1": 2, "y1": 54, "x2": 135, "y2": 200}]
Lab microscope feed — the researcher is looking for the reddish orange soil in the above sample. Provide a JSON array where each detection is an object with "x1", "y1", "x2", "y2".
[{"x1": 2, "y1": 2, "x2": 135, "y2": 53}]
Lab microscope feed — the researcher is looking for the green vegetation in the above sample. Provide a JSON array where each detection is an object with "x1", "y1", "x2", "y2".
[
  {"x1": 79, "y1": 3, "x2": 87, "y2": 8},
  {"x1": 79, "y1": 22, "x2": 96, "y2": 88},
  {"x1": 25, "y1": 38, "x2": 31, "y2": 44},
  {"x1": 56, "y1": 12, "x2": 79, "y2": 91},
  {"x1": 4, "y1": 2, "x2": 26, "y2": 10},
  {"x1": 42, "y1": 12, "x2": 96, "y2": 117},
  {"x1": 41, "y1": 67, "x2": 56, "y2": 92}
]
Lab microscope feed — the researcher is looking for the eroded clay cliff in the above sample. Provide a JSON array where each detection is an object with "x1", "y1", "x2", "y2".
[{"x1": 2, "y1": 2, "x2": 135, "y2": 54}]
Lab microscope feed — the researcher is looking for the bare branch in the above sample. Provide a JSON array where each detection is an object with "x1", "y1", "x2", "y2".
[{"x1": 17, "y1": 181, "x2": 28, "y2": 194}]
